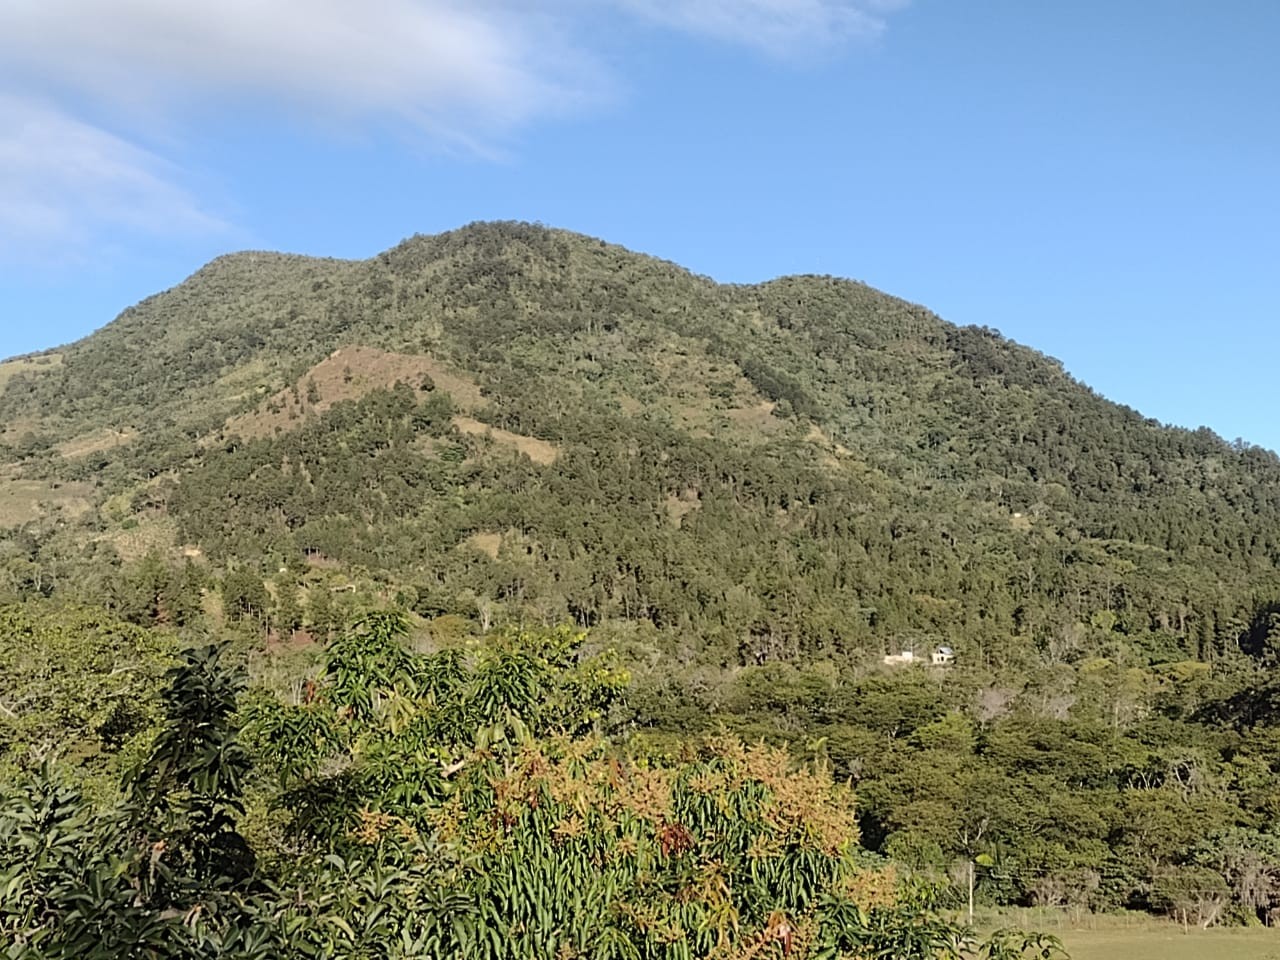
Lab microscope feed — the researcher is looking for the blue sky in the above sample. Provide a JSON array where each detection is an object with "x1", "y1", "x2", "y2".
[{"x1": 2, "y1": 1, "x2": 1277, "y2": 450}]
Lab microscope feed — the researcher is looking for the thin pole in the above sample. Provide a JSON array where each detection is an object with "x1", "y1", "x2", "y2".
[{"x1": 968, "y1": 860, "x2": 974, "y2": 925}]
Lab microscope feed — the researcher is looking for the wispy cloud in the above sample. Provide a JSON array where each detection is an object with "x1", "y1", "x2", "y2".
[
  {"x1": 0, "y1": 1, "x2": 597, "y2": 257},
  {"x1": 0, "y1": 0, "x2": 908, "y2": 260},
  {"x1": 614, "y1": 0, "x2": 910, "y2": 57},
  {"x1": 0, "y1": 96, "x2": 226, "y2": 263},
  {"x1": 0, "y1": 1, "x2": 597, "y2": 135}
]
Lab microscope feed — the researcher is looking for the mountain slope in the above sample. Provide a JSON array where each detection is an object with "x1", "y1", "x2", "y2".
[{"x1": 2, "y1": 221, "x2": 1279, "y2": 668}]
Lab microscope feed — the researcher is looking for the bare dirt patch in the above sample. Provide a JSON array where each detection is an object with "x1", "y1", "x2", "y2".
[
  {"x1": 453, "y1": 416, "x2": 558, "y2": 465},
  {"x1": 303, "y1": 552, "x2": 342, "y2": 570},
  {"x1": 805, "y1": 423, "x2": 854, "y2": 463}
]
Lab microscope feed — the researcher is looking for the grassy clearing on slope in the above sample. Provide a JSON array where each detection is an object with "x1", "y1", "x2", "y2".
[
  {"x1": 0, "y1": 476, "x2": 94, "y2": 527},
  {"x1": 103, "y1": 516, "x2": 180, "y2": 563},
  {"x1": 452, "y1": 415, "x2": 559, "y2": 465},
  {"x1": 0, "y1": 352, "x2": 62, "y2": 389},
  {"x1": 222, "y1": 346, "x2": 486, "y2": 441},
  {"x1": 56, "y1": 427, "x2": 137, "y2": 459}
]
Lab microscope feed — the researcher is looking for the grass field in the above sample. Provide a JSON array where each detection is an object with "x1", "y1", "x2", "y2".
[
  {"x1": 976, "y1": 908, "x2": 1279, "y2": 960},
  {"x1": 1061, "y1": 927, "x2": 1279, "y2": 960}
]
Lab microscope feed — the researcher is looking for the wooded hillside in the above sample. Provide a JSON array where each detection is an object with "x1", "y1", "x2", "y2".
[{"x1": 2, "y1": 222, "x2": 1279, "y2": 937}]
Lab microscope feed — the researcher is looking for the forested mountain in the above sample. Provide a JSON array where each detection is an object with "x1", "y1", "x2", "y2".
[
  {"x1": 5, "y1": 221, "x2": 1279, "y2": 663},
  {"x1": 3, "y1": 222, "x2": 1280, "y2": 940}
]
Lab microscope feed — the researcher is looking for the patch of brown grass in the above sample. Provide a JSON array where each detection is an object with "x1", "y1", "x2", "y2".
[
  {"x1": 452, "y1": 415, "x2": 558, "y2": 465},
  {"x1": 0, "y1": 476, "x2": 94, "y2": 527},
  {"x1": 222, "y1": 346, "x2": 486, "y2": 441},
  {"x1": 0, "y1": 353, "x2": 62, "y2": 391},
  {"x1": 976, "y1": 907, "x2": 1280, "y2": 960},
  {"x1": 0, "y1": 418, "x2": 42, "y2": 445},
  {"x1": 103, "y1": 516, "x2": 179, "y2": 562},
  {"x1": 57, "y1": 427, "x2": 137, "y2": 459},
  {"x1": 663, "y1": 491, "x2": 701, "y2": 528},
  {"x1": 725, "y1": 400, "x2": 782, "y2": 434},
  {"x1": 461, "y1": 531, "x2": 503, "y2": 559}
]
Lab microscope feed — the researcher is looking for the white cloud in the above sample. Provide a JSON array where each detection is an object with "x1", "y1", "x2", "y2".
[
  {"x1": 0, "y1": 1, "x2": 598, "y2": 256},
  {"x1": 614, "y1": 0, "x2": 910, "y2": 56},
  {"x1": 0, "y1": 96, "x2": 226, "y2": 263},
  {"x1": 0, "y1": 0, "x2": 906, "y2": 134},
  {"x1": 0, "y1": 0, "x2": 907, "y2": 259},
  {"x1": 0, "y1": 1, "x2": 598, "y2": 135}
]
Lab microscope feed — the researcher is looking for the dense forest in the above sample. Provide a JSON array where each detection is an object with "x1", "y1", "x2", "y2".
[{"x1": 1, "y1": 222, "x2": 1279, "y2": 953}]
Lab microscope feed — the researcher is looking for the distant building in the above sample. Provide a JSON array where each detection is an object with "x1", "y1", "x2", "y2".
[{"x1": 883, "y1": 646, "x2": 955, "y2": 667}]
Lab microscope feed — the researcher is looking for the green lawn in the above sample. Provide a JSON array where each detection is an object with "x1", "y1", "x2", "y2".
[
  {"x1": 1061, "y1": 927, "x2": 1280, "y2": 960},
  {"x1": 973, "y1": 909, "x2": 1279, "y2": 960}
]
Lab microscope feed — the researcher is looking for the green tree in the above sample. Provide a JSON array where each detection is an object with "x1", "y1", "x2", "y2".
[
  {"x1": 273, "y1": 577, "x2": 302, "y2": 637},
  {"x1": 221, "y1": 570, "x2": 270, "y2": 628}
]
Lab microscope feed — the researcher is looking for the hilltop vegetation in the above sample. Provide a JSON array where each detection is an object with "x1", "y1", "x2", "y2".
[{"x1": 2, "y1": 222, "x2": 1280, "y2": 944}]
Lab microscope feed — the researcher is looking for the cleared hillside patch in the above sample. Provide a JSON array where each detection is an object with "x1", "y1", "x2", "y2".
[
  {"x1": 453, "y1": 415, "x2": 558, "y2": 465},
  {"x1": 0, "y1": 353, "x2": 62, "y2": 390},
  {"x1": 663, "y1": 491, "x2": 701, "y2": 527},
  {"x1": 223, "y1": 347, "x2": 485, "y2": 440},
  {"x1": 0, "y1": 476, "x2": 94, "y2": 527},
  {"x1": 460, "y1": 531, "x2": 503, "y2": 559},
  {"x1": 725, "y1": 399, "x2": 783, "y2": 434},
  {"x1": 57, "y1": 426, "x2": 137, "y2": 459},
  {"x1": 103, "y1": 516, "x2": 181, "y2": 563}
]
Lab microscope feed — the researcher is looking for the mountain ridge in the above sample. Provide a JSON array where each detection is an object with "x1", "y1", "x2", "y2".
[
  {"x1": 1, "y1": 220, "x2": 1279, "y2": 674},
  {"x1": 1, "y1": 220, "x2": 1253, "y2": 453}
]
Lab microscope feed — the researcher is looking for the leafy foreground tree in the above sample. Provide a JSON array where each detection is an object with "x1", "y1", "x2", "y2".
[
  {"x1": 0, "y1": 644, "x2": 262, "y2": 957},
  {"x1": 1, "y1": 615, "x2": 1065, "y2": 958}
]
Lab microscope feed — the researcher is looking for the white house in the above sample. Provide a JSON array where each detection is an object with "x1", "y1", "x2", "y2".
[{"x1": 883, "y1": 646, "x2": 955, "y2": 667}]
